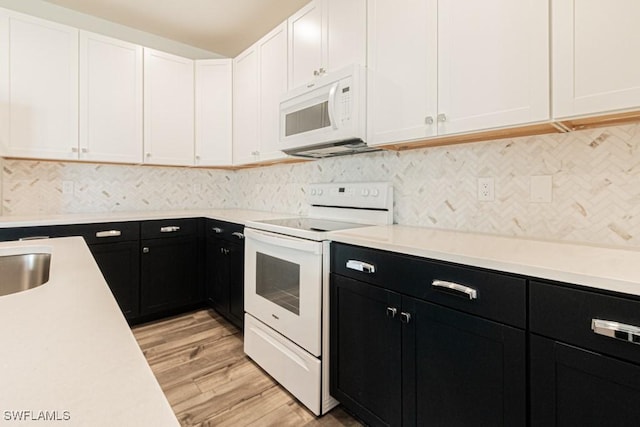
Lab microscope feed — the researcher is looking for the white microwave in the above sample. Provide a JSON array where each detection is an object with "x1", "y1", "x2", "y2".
[{"x1": 279, "y1": 64, "x2": 373, "y2": 159}]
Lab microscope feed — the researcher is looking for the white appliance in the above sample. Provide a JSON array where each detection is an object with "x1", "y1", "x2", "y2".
[
  {"x1": 244, "y1": 182, "x2": 394, "y2": 416},
  {"x1": 279, "y1": 65, "x2": 376, "y2": 159}
]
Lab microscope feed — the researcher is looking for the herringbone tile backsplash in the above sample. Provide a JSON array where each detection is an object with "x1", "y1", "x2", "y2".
[{"x1": 2, "y1": 123, "x2": 640, "y2": 248}]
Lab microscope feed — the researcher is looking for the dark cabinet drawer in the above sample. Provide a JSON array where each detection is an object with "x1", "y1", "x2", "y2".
[
  {"x1": 332, "y1": 243, "x2": 527, "y2": 328},
  {"x1": 0, "y1": 226, "x2": 54, "y2": 242},
  {"x1": 141, "y1": 218, "x2": 197, "y2": 239},
  {"x1": 530, "y1": 280, "x2": 640, "y2": 365},
  {"x1": 57, "y1": 222, "x2": 140, "y2": 244}
]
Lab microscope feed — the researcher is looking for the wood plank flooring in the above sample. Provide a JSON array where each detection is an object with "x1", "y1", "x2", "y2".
[{"x1": 132, "y1": 309, "x2": 362, "y2": 427}]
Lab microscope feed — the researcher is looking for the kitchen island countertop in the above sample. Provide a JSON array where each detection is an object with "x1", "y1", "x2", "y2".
[{"x1": 0, "y1": 237, "x2": 179, "y2": 426}]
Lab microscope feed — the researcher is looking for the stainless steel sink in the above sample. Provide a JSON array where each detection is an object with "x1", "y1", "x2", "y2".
[{"x1": 0, "y1": 252, "x2": 51, "y2": 297}]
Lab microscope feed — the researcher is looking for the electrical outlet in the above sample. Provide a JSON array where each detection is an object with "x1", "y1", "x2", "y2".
[
  {"x1": 477, "y1": 177, "x2": 495, "y2": 201},
  {"x1": 62, "y1": 181, "x2": 74, "y2": 195}
]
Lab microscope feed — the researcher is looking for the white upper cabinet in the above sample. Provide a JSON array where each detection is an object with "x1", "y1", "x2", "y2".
[
  {"x1": 258, "y1": 22, "x2": 288, "y2": 162},
  {"x1": 437, "y1": 0, "x2": 549, "y2": 135},
  {"x1": 143, "y1": 48, "x2": 194, "y2": 166},
  {"x1": 233, "y1": 22, "x2": 288, "y2": 166},
  {"x1": 367, "y1": 0, "x2": 437, "y2": 145},
  {"x1": 553, "y1": 0, "x2": 640, "y2": 118},
  {"x1": 80, "y1": 31, "x2": 143, "y2": 164},
  {"x1": 0, "y1": 9, "x2": 79, "y2": 160},
  {"x1": 367, "y1": 0, "x2": 549, "y2": 146},
  {"x1": 233, "y1": 45, "x2": 260, "y2": 165},
  {"x1": 288, "y1": 0, "x2": 366, "y2": 89},
  {"x1": 195, "y1": 59, "x2": 233, "y2": 167}
]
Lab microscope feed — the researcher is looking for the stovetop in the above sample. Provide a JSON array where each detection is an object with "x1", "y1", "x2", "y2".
[{"x1": 255, "y1": 217, "x2": 371, "y2": 232}]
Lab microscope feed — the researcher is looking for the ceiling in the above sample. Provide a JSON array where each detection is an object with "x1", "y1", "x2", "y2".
[{"x1": 41, "y1": 0, "x2": 310, "y2": 57}]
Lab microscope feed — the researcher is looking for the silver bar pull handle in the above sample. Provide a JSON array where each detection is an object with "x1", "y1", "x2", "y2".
[
  {"x1": 432, "y1": 279, "x2": 478, "y2": 300},
  {"x1": 386, "y1": 307, "x2": 397, "y2": 319},
  {"x1": 346, "y1": 260, "x2": 376, "y2": 274},
  {"x1": 160, "y1": 226, "x2": 181, "y2": 233},
  {"x1": 400, "y1": 312, "x2": 412, "y2": 324},
  {"x1": 19, "y1": 236, "x2": 50, "y2": 241},
  {"x1": 212, "y1": 227, "x2": 223, "y2": 234},
  {"x1": 95, "y1": 230, "x2": 121, "y2": 238},
  {"x1": 592, "y1": 319, "x2": 640, "y2": 345},
  {"x1": 232, "y1": 232, "x2": 244, "y2": 240}
]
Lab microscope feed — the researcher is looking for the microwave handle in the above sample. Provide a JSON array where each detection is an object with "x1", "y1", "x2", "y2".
[{"x1": 328, "y1": 82, "x2": 339, "y2": 130}]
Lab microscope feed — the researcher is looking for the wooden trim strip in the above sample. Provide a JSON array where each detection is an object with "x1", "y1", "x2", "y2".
[{"x1": 378, "y1": 122, "x2": 565, "y2": 152}]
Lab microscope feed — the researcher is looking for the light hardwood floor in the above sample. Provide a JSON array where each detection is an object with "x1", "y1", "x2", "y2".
[{"x1": 132, "y1": 309, "x2": 362, "y2": 427}]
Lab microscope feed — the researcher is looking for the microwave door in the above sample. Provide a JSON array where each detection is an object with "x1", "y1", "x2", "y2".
[{"x1": 327, "y1": 82, "x2": 339, "y2": 130}]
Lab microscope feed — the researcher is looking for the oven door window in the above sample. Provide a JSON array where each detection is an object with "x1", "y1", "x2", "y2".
[{"x1": 256, "y1": 253, "x2": 300, "y2": 315}]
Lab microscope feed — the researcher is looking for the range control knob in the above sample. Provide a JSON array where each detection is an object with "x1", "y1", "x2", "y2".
[
  {"x1": 311, "y1": 189, "x2": 317, "y2": 196},
  {"x1": 372, "y1": 189, "x2": 380, "y2": 197},
  {"x1": 361, "y1": 188, "x2": 370, "y2": 197},
  {"x1": 317, "y1": 189, "x2": 323, "y2": 195}
]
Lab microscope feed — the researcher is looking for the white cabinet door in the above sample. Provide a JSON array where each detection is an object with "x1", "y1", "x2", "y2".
[
  {"x1": 325, "y1": 0, "x2": 366, "y2": 73},
  {"x1": 0, "y1": 9, "x2": 78, "y2": 160},
  {"x1": 80, "y1": 31, "x2": 142, "y2": 164},
  {"x1": 437, "y1": 0, "x2": 549, "y2": 134},
  {"x1": 258, "y1": 22, "x2": 288, "y2": 162},
  {"x1": 553, "y1": 0, "x2": 640, "y2": 118},
  {"x1": 232, "y1": 45, "x2": 259, "y2": 165},
  {"x1": 288, "y1": 0, "x2": 366, "y2": 90},
  {"x1": 367, "y1": 0, "x2": 438, "y2": 146},
  {"x1": 195, "y1": 59, "x2": 232, "y2": 167},
  {"x1": 288, "y1": 0, "x2": 324, "y2": 90},
  {"x1": 143, "y1": 48, "x2": 194, "y2": 166}
]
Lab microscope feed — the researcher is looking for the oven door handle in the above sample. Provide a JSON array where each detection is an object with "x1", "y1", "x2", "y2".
[{"x1": 244, "y1": 228, "x2": 322, "y2": 255}]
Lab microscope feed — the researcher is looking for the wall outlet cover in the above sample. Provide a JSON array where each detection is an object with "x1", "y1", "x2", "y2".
[{"x1": 477, "y1": 177, "x2": 495, "y2": 201}]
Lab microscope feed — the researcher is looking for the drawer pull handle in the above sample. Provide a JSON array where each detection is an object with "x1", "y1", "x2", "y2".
[
  {"x1": 212, "y1": 227, "x2": 223, "y2": 233},
  {"x1": 432, "y1": 280, "x2": 478, "y2": 300},
  {"x1": 232, "y1": 232, "x2": 245, "y2": 240},
  {"x1": 346, "y1": 260, "x2": 375, "y2": 273},
  {"x1": 386, "y1": 307, "x2": 397, "y2": 319},
  {"x1": 592, "y1": 319, "x2": 640, "y2": 345},
  {"x1": 160, "y1": 226, "x2": 181, "y2": 233},
  {"x1": 95, "y1": 230, "x2": 121, "y2": 238},
  {"x1": 400, "y1": 312, "x2": 412, "y2": 324},
  {"x1": 19, "y1": 236, "x2": 49, "y2": 241}
]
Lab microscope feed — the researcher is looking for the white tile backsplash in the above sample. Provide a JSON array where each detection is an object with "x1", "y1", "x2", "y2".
[{"x1": 3, "y1": 123, "x2": 640, "y2": 248}]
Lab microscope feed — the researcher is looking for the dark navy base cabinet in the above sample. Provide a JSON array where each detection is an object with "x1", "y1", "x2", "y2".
[{"x1": 330, "y1": 243, "x2": 527, "y2": 427}]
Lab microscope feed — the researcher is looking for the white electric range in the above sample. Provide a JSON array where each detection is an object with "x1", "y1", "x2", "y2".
[{"x1": 243, "y1": 182, "x2": 394, "y2": 416}]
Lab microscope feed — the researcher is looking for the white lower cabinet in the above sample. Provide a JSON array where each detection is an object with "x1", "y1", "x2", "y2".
[
  {"x1": 195, "y1": 59, "x2": 233, "y2": 167},
  {"x1": 80, "y1": 31, "x2": 143, "y2": 164},
  {"x1": 367, "y1": 0, "x2": 549, "y2": 147},
  {"x1": 0, "y1": 9, "x2": 79, "y2": 160},
  {"x1": 553, "y1": 0, "x2": 640, "y2": 118},
  {"x1": 143, "y1": 48, "x2": 194, "y2": 166}
]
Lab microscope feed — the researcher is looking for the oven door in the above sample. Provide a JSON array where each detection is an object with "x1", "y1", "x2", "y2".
[{"x1": 244, "y1": 228, "x2": 323, "y2": 356}]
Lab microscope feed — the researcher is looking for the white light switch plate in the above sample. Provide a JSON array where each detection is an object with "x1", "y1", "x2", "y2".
[{"x1": 530, "y1": 175, "x2": 552, "y2": 203}]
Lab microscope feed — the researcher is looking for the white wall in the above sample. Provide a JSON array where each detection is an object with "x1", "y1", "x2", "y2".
[
  {"x1": 2, "y1": 123, "x2": 639, "y2": 248},
  {"x1": 0, "y1": 0, "x2": 224, "y2": 59}
]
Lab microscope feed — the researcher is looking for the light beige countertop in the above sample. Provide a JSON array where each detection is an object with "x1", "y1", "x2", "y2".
[
  {"x1": 0, "y1": 209, "x2": 291, "y2": 228},
  {"x1": 329, "y1": 225, "x2": 640, "y2": 297},
  {"x1": 0, "y1": 237, "x2": 179, "y2": 426}
]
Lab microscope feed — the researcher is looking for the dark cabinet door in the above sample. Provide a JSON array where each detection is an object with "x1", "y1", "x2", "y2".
[
  {"x1": 204, "y1": 220, "x2": 244, "y2": 330},
  {"x1": 530, "y1": 334, "x2": 640, "y2": 427},
  {"x1": 330, "y1": 274, "x2": 403, "y2": 427},
  {"x1": 227, "y1": 240, "x2": 244, "y2": 327},
  {"x1": 89, "y1": 241, "x2": 140, "y2": 320},
  {"x1": 140, "y1": 235, "x2": 199, "y2": 315},
  {"x1": 404, "y1": 297, "x2": 526, "y2": 427},
  {"x1": 205, "y1": 237, "x2": 229, "y2": 313}
]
